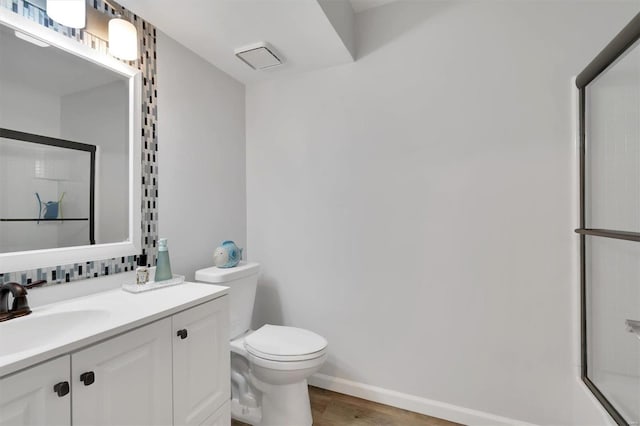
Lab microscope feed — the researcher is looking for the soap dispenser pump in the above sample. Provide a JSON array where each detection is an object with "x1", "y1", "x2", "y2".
[{"x1": 154, "y1": 238, "x2": 172, "y2": 282}]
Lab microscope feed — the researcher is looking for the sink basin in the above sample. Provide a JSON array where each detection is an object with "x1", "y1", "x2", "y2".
[{"x1": 0, "y1": 309, "x2": 110, "y2": 357}]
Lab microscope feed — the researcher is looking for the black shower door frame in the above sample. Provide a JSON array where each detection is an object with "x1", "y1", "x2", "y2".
[
  {"x1": 0, "y1": 127, "x2": 96, "y2": 245},
  {"x1": 575, "y1": 12, "x2": 640, "y2": 426}
]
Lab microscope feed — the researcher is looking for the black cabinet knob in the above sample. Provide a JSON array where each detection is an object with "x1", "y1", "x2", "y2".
[
  {"x1": 177, "y1": 329, "x2": 188, "y2": 339},
  {"x1": 80, "y1": 371, "x2": 95, "y2": 386},
  {"x1": 53, "y1": 381, "x2": 69, "y2": 397}
]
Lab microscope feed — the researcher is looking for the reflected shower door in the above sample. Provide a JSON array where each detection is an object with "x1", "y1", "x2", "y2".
[{"x1": 581, "y1": 28, "x2": 640, "y2": 425}]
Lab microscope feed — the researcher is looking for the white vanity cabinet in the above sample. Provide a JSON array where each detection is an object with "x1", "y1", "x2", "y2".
[
  {"x1": 202, "y1": 401, "x2": 231, "y2": 426},
  {"x1": 72, "y1": 317, "x2": 173, "y2": 426},
  {"x1": 0, "y1": 293, "x2": 230, "y2": 426},
  {"x1": 0, "y1": 356, "x2": 71, "y2": 426},
  {"x1": 173, "y1": 297, "x2": 230, "y2": 426}
]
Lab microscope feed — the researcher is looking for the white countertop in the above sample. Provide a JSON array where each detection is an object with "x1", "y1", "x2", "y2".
[{"x1": 0, "y1": 282, "x2": 228, "y2": 378}]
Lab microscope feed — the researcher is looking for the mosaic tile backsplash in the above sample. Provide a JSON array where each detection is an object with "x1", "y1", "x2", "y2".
[{"x1": 0, "y1": 0, "x2": 158, "y2": 286}]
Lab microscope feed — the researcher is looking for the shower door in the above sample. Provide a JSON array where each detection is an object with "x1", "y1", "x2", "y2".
[{"x1": 576, "y1": 13, "x2": 640, "y2": 426}]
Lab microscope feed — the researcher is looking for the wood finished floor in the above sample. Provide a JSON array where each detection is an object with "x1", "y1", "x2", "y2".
[{"x1": 231, "y1": 386, "x2": 463, "y2": 426}]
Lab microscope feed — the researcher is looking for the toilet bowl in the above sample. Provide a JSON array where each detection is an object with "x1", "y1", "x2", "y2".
[{"x1": 196, "y1": 262, "x2": 327, "y2": 426}]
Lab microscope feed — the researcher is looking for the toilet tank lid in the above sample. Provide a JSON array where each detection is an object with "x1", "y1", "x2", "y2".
[{"x1": 195, "y1": 261, "x2": 260, "y2": 283}]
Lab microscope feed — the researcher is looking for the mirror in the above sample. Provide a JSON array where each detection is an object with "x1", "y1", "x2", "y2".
[{"x1": 0, "y1": 8, "x2": 141, "y2": 272}]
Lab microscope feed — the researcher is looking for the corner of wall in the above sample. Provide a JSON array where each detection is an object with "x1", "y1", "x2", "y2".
[{"x1": 316, "y1": 0, "x2": 356, "y2": 60}]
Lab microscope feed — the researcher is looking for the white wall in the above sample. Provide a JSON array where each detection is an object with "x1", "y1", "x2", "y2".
[
  {"x1": 0, "y1": 141, "x2": 63, "y2": 252},
  {"x1": 0, "y1": 78, "x2": 61, "y2": 138},
  {"x1": 246, "y1": 1, "x2": 640, "y2": 424},
  {"x1": 157, "y1": 32, "x2": 246, "y2": 281},
  {"x1": 61, "y1": 80, "x2": 129, "y2": 245},
  {"x1": 0, "y1": 77, "x2": 62, "y2": 253}
]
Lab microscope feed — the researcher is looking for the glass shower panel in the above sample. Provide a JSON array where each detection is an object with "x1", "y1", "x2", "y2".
[
  {"x1": 0, "y1": 137, "x2": 91, "y2": 253},
  {"x1": 586, "y1": 236, "x2": 640, "y2": 422},
  {"x1": 585, "y1": 39, "x2": 640, "y2": 233}
]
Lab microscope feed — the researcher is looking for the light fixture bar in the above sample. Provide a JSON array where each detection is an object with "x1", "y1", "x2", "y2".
[{"x1": 14, "y1": 30, "x2": 49, "y2": 47}]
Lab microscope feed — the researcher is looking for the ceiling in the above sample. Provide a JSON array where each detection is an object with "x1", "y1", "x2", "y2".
[
  {"x1": 0, "y1": 24, "x2": 124, "y2": 96},
  {"x1": 117, "y1": 0, "x2": 357, "y2": 85},
  {"x1": 349, "y1": 0, "x2": 398, "y2": 13}
]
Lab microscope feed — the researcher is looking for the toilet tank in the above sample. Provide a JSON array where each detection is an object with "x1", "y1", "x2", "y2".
[{"x1": 195, "y1": 262, "x2": 260, "y2": 339}]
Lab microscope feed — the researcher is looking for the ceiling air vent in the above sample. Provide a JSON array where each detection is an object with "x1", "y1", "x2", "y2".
[{"x1": 235, "y1": 42, "x2": 283, "y2": 70}]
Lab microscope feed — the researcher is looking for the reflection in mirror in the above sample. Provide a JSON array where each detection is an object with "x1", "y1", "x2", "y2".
[
  {"x1": 0, "y1": 19, "x2": 130, "y2": 255},
  {"x1": 0, "y1": 129, "x2": 95, "y2": 253}
]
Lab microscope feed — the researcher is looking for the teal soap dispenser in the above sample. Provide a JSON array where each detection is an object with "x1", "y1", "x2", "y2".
[{"x1": 154, "y1": 238, "x2": 173, "y2": 282}]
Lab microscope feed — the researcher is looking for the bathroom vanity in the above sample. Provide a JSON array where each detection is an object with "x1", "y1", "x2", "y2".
[
  {"x1": 0, "y1": 282, "x2": 230, "y2": 426},
  {"x1": 0, "y1": 6, "x2": 233, "y2": 426},
  {"x1": 0, "y1": 6, "x2": 228, "y2": 426}
]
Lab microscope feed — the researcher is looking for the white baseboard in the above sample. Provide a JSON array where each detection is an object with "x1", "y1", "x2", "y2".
[{"x1": 308, "y1": 373, "x2": 537, "y2": 426}]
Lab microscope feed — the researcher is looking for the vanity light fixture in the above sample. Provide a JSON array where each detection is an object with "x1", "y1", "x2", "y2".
[
  {"x1": 46, "y1": 0, "x2": 86, "y2": 29},
  {"x1": 14, "y1": 30, "x2": 49, "y2": 47},
  {"x1": 108, "y1": 14, "x2": 137, "y2": 60}
]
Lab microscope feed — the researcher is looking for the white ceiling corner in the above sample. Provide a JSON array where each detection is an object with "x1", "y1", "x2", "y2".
[{"x1": 348, "y1": 0, "x2": 399, "y2": 13}]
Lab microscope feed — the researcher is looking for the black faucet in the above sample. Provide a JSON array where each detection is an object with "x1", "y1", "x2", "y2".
[{"x1": 0, "y1": 280, "x2": 46, "y2": 322}]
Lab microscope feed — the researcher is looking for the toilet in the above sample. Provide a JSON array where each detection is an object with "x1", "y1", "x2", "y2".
[{"x1": 195, "y1": 262, "x2": 327, "y2": 426}]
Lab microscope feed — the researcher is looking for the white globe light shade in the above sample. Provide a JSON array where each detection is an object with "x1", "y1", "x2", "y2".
[
  {"x1": 109, "y1": 17, "x2": 137, "y2": 60},
  {"x1": 46, "y1": 0, "x2": 86, "y2": 29}
]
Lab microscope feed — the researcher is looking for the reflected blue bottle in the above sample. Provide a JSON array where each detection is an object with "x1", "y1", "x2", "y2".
[{"x1": 154, "y1": 238, "x2": 173, "y2": 282}]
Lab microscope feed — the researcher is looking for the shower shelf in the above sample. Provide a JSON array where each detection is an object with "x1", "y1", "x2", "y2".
[{"x1": 0, "y1": 218, "x2": 88, "y2": 222}]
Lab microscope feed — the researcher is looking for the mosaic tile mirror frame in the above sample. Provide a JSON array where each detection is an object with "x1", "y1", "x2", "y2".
[{"x1": 0, "y1": 0, "x2": 157, "y2": 286}]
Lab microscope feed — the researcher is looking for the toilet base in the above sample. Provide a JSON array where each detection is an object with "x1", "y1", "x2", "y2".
[
  {"x1": 231, "y1": 398, "x2": 262, "y2": 425},
  {"x1": 252, "y1": 377, "x2": 313, "y2": 426}
]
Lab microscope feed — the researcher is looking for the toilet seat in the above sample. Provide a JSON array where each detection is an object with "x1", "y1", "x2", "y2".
[{"x1": 244, "y1": 325, "x2": 328, "y2": 362}]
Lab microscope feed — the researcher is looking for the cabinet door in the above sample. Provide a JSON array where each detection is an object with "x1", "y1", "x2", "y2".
[
  {"x1": 173, "y1": 297, "x2": 230, "y2": 426},
  {"x1": 72, "y1": 318, "x2": 172, "y2": 426},
  {"x1": 0, "y1": 356, "x2": 70, "y2": 426}
]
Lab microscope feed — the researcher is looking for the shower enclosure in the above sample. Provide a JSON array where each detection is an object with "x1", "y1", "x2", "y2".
[{"x1": 576, "y1": 12, "x2": 640, "y2": 426}]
